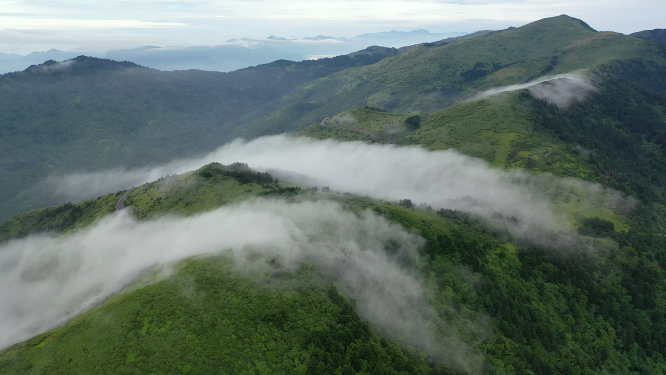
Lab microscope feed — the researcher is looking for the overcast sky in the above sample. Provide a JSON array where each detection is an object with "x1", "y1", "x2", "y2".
[{"x1": 0, "y1": 0, "x2": 663, "y2": 54}]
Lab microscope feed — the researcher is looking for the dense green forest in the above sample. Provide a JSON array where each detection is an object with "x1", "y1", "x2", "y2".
[{"x1": 2, "y1": 163, "x2": 666, "y2": 373}]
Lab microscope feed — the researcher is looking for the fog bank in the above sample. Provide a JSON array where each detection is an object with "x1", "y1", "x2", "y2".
[
  {"x1": 0, "y1": 199, "x2": 485, "y2": 372},
  {"x1": 474, "y1": 72, "x2": 597, "y2": 107},
  {"x1": 41, "y1": 135, "x2": 632, "y2": 236}
]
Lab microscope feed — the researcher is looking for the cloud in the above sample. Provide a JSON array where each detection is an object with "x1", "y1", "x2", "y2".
[
  {"x1": 0, "y1": 19, "x2": 187, "y2": 30},
  {"x1": 528, "y1": 76, "x2": 597, "y2": 107},
  {"x1": 39, "y1": 135, "x2": 633, "y2": 238},
  {"x1": 0, "y1": 12, "x2": 34, "y2": 17},
  {"x1": 2, "y1": 0, "x2": 666, "y2": 56},
  {"x1": 0, "y1": 199, "x2": 487, "y2": 372},
  {"x1": 472, "y1": 72, "x2": 597, "y2": 107},
  {"x1": 27, "y1": 58, "x2": 75, "y2": 73}
]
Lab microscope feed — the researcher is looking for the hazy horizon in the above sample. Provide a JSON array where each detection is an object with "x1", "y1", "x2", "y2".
[{"x1": 1, "y1": 0, "x2": 663, "y2": 55}]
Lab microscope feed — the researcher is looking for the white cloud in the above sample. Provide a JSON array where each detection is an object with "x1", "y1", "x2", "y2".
[
  {"x1": 40, "y1": 135, "x2": 633, "y2": 238},
  {"x1": 0, "y1": 0, "x2": 664, "y2": 53},
  {"x1": 472, "y1": 72, "x2": 597, "y2": 107},
  {"x1": 0, "y1": 199, "x2": 488, "y2": 371},
  {"x1": 0, "y1": 19, "x2": 186, "y2": 30}
]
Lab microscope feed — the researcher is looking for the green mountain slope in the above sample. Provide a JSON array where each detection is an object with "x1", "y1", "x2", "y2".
[
  {"x1": 2, "y1": 15, "x2": 664, "y2": 223},
  {"x1": 2, "y1": 164, "x2": 666, "y2": 373},
  {"x1": 0, "y1": 48, "x2": 397, "y2": 222},
  {"x1": 236, "y1": 15, "x2": 664, "y2": 140},
  {"x1": 3, "y1": 16, "x2": 666, "y2": 373},
  {"x1": 299, "y1": 54, "x2": 666, "y2": 234},
  {"x1": 298, "y1": 98, "x2": 627, "y2": 232},
  {"x1": 1, "y1": 257, "x2": 445, "y2": 375}
]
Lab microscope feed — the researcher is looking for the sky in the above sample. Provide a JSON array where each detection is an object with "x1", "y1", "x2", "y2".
[{"x1": 0, "y1": 0, "x2": 664, "y2": 54}]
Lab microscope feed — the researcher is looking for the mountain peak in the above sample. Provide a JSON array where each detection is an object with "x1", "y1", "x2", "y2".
[
  {"x1": 523, "y1": 14, "x2": 597, "y2": 32},
  {"x1": 15, "y1": 56, "x2": 144, "y2": 77},
  {"x1": 491, "y1": 14, "x2": 598, "y2": 45}
]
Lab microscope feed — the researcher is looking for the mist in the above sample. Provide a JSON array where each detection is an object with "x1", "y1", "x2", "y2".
[
  {"x1": 474, "y1": 72, "x2": 597, "y2": 107},
  {"x1": 0, "y1": 199, "x2": 486, "y2": 372},
  {"x1": 41, "y1": 135, "x2": 632, "y2": 237},
  {"x1": 0, "y1": 30, "x2": 467, "y2": 75},
  {"x1": 6, "y1": 126, "x2": 634, "y2": 372}
]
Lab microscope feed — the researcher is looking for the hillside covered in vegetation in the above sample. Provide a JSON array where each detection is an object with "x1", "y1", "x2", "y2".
[
  {"x1": 2, "y1": 14, "x2": 666, "y2": 375},
  {"x1": 1, "y1": 161, "x2": 666, "y2": 374},
  {"x1": 3, "y1": 15, "x2": 665, "y2": 223}
]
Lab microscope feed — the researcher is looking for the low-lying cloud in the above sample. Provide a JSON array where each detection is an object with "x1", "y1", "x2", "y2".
[
  {"x1": 28, "y1": 59, "x2": 75, "y2": 74},
  {"x1": 474, "y1": 73, "x2": 597, "y2": 107},
  {"x1": 0, "y1": 199, "x2": 486, "y2": 372},
  {"x1": 40, "y1": 135, "x2": 632, "y2": 236},
  {"x1": 7, "y1": 136, "x2": 635, "y2": 371}
]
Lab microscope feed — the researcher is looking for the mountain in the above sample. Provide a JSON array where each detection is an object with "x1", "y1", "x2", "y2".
[
  {"x1": 632, "y1": 29, "x2": 666, "y2": 45},
  {"x1": 1, "y1": 158, "x2": 665, "y2": 373},
  {"x1": 104, "y1": 44, "x2": 306, "y2": 72},
  {"x1": 303, "y1": 35, "x2": 348, "y2": 41},
  {"x1": 0, "y1": 52, "x2": 23, "y2": 61},
  {"x1": 2, "y1": 14, "x2": 665, "y2": 224},
  {"x1": 3, "y1": 14, "x2": 666, "y2": 222},
  {"x1": 232, "y1": 15, "x2": 665, "y2": 138},
  {"x1": 0, "y1": 48, "x2": 397, "y2": 222},
  {"x1": 101, "y1": 30, "x2": 468, "y2": 73},
  {"x1": 0, "y1": 49, "x2": 103, "y2": 75},
  {"x1": 2, "y1": 14, "x2": 666, "y2": 374},
  {"x1": 350, "y1": 29, "x2": 469, "y2": 47},
  {"x1": 22, "y1": 49, "x2": 83, "y2": 62}
]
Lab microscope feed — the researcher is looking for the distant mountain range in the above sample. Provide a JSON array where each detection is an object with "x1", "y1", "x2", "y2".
[
  {"x1": 3, "y1": 27, "x2": 662, "y2": 76},
  {"x1": 0, "y1": 30, "x2": 467, "y2": 74}
]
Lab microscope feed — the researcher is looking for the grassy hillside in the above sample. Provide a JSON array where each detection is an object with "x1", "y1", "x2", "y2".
[
  {"x1": 298, "y1": 98, "x2": 628, "y2": 233},
  {"x1": 529, "y1": 60, "x2": 666, "y2": 232},
  {"x1": 236, "y1": 15, "x2": 664, "y2": 140},
  {"x1": 2, "y1": 164, "x2": 666, "y2": 373},
  {"x1": 300, "y1": 96, "x2": 593, "y2": 176}
]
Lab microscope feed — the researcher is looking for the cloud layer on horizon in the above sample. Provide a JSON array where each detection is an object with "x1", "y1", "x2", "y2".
[{"x1": 0, "y1": 0, "x2": 663, "y2": 54}]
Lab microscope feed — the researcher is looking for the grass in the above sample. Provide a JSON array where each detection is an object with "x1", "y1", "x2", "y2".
[
  {"x1": 299, "y1": 107, "x2": 411, "y2": 144},
  {"x1": 298, "y1": 92, "x2": 630, "y2": 233},
  {"x1": 124, "y1": 170, "x2": 272, "y2": 219},
  {"x1": 238, "y1": 15, "x2": 665, "y2": 142}
]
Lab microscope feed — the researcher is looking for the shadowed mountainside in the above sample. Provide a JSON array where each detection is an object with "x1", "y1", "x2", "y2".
[{"x1": 632, "y1": 29, "x2": 666, "y2": 46}]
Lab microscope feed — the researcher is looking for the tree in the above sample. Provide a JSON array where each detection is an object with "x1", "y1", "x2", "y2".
[
  {"x1": 405, "y1": 115, "x2": 421, "y2": 130},
  {"x1": 398, "y1": 199, "x2": 413, "y2": 208}
]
